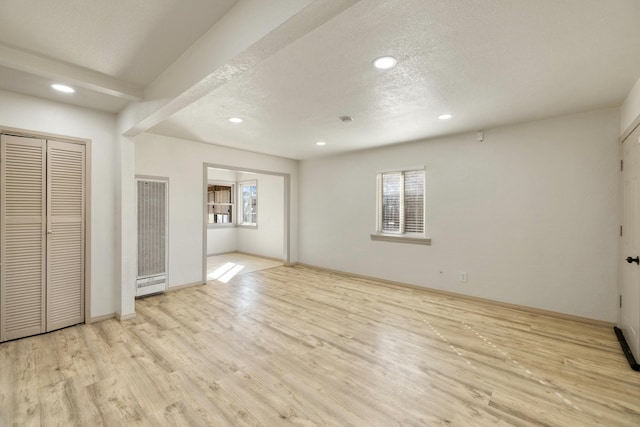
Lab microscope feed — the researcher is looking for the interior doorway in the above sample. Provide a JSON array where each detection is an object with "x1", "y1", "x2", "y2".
[{"x1": 202, "y1": 163, "x2": 290, "y2": 283}]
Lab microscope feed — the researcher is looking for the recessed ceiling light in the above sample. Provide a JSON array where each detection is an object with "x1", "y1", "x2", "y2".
[
  {"x1": 51, "y1": 83, "x2": 75, "y2": 93},
  {"x1": 372, "y1": 56, "x2": 397, "y2": 70},
  {"x1": 316, "y1": 141, "x2": 327, "y2": 146},
  {"x1": 438, "y1": 113, "x2": 453, "y2": 120},
  {"x1": 228, "y1": 117, "x2": 243, "y2": 124}
]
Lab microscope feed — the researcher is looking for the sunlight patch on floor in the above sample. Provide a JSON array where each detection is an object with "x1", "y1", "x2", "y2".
[
  {"x1": 207, "y1": 262, "x2": 246, "y2": 283},
  {"x1": 219, "y1": 264, "x2": 245, "y2": 283}
]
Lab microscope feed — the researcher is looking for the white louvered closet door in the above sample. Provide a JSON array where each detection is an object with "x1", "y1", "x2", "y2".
[
  {"x1": 0, "y1": 135, "x2": 47, "y2": 342},
  {"x1": 0, "y1": 135, "x2": 85, "y2": 342},
  {"x1": 46, "y1": 140, "x2": 85, "y2": 332}
]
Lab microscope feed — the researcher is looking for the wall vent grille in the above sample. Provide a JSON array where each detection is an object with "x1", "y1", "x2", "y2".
[{"x1": 136, "y1": 178, "x2": 168, "y2": 296}]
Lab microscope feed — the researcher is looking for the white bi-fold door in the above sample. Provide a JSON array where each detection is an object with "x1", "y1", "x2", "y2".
[{"x1": 0, "y1": 134, "x2": 85, "y2": 342}]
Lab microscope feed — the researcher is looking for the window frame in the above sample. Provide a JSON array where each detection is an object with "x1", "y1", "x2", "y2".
[
  {"x1": 371, "y1": 166, "x2": 431, "y2": 245},
  {"x1": 207, "y1": 180, "x2": 235, "y2": 228},
  {"x1": 237, "y1": 179, "x2": 258, "y2": 228}
]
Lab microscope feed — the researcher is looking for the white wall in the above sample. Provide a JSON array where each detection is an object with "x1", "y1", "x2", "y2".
[
  {"x1": 622, "y1": 75, "x2": 640, "y2": 134},
  {"x1": 237, "y1": 172, "x2": 284, "y2": 259},
  {"x1": 135, "y1": 132, "x2": 297, "y2": 288},
  {"x1": 207, "y1": 228, "x2": 237, "y2": 255},
  {"x1": 0, "y1": 89, "x2": 118, "y2": 318},
  {"x1": 299, "y1": 108, "x2": 620, "y2": 322}
]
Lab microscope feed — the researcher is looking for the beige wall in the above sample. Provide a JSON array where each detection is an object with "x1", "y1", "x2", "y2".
[{"x1": 298, "y1": 108, "x2": 620, "y2": 322}]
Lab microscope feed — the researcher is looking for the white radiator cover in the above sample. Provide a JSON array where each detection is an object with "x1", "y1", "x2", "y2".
[{"x1": 136, "y1": 178, "x2": 168, "y2": 296}]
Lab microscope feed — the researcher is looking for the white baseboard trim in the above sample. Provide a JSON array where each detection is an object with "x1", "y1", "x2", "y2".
[
  {"x1": 116, "y1": 312, "x2": 137, "y2": 322},
  {"x1": 207, "y1": 250, "x2": 237, "y2": 256},
  {"x1": 236, "y1": 251, "x2": 284, "y2": 263},
  {"x1": 167, "y1": 281, "x2": 205, "y2": 292},
  {"x1": 207, "y1": 250, "x2": 284, "y2": 263},
  {"x1": 295, "y1": 262, "x2": 614, "y2": 328},
  {"x1": 88, "y1": 313, "x2": 116, "y2": 323}
]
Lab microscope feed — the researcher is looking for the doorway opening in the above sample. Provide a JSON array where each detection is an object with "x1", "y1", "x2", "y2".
[{"x1": 202, "y1": 163, "x2": 290, "y2": 284}]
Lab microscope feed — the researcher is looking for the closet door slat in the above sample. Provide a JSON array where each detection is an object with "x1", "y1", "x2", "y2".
[
  {"x1": 0, "y1": 134, "x2": 47, "y2": 342},
  {"x1": 46, "y1": 140, "x2": 85, "y2": 332}
]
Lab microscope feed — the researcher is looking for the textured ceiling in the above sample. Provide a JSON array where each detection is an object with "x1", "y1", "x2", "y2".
[
  {"x1": 1, "y1": 0, "x2": 640, "y2": 160},
  {"x1": 149, "y1": 0, "x2": 640, "y2": 159}
]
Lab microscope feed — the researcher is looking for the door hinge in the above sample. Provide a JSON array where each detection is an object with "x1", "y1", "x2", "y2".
[
  {"x1": 620, "y1": 295, "x2": 622, "y2": 308},
  {"x1": 621, "y1": 225, "x2": 623, "y2": 237},
  {"x1": 621, "y1": 160, "x2": 624, "y2": 171}
]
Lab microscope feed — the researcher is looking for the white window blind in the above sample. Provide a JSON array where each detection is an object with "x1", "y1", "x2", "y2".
[
  {"x1": 404, "y1": 170, "x2": 424, "y2": 233},
  {"x1": 239, "y1": 181, "x2": 257, "y2": 225},
  {"x1": 377, "y1": 169, "x2": 424, "y2": 234}
]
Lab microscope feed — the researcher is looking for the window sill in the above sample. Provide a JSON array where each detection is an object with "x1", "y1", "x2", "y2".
[{"x1": 370, "y1": 233, "x2": 431, "y2": 245}]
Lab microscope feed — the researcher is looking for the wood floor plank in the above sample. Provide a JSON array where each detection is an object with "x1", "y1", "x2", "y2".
[
  {"x1": 9, "y1": 337, "x2": 41, "y2": 426},
  {"x1": 1, "y1": 262, "x2": 640, "y2": 426}
]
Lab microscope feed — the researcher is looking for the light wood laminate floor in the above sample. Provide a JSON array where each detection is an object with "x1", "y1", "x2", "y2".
[
  {"x1": 207, "y1": 253, "x2": 282, "y2": 283},
  {"x1": 1, "y1": 265, "x2": 639, "y2": 426}
]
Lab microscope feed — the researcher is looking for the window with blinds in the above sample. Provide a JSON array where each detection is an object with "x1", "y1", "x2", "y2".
[
  {"x1": 239, "y1": 181, "x2": 257, "y2": 226},
  {"x1": 376, "y1": 169, "x2": 425, "y2": 235}
]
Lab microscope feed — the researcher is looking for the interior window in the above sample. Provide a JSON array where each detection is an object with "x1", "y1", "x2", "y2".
[{"x1": 207, "y1": 183, "x2": 234, "y2": 225}]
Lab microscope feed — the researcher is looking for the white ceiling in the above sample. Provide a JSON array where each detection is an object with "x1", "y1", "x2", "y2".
[
  {"x1": 0, "y1": 0, "x2": 238, "y2": 86},
  {"x1": 1, "y1": 0, "x2": 640, "y2": 159}
]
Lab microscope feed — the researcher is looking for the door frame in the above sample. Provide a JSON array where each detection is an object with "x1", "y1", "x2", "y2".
[
  {"x1": 619, "y1": 118, "x2": 640, "y2": 365},
  {"x1": 0, "y1": 125, "x2": 92, "y2": 324},
  {"x1": 202, "y1": 163, "x2": 291, "y2": 284}
]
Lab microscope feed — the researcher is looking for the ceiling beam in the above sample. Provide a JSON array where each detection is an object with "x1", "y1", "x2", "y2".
[
  {"x1": 0, "y1": 43, "x2": 143, "y2": 101},
  {"x1": 121, "y1": 0, "x2": 361, "y2": 136}
]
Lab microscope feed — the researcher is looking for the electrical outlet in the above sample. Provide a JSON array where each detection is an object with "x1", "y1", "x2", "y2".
[{"x1": 459, "y1": 272, "x2": 467, "y2": 283}]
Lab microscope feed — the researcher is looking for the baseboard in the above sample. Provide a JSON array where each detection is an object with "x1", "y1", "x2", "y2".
[
  {"x1": 207, "y1": 250, "x2": 236, "y2": 256},
  {"x1": 167, "y1": 281, "x2": 205, "y2": 292},
  {"x1": 236, "y1": 251, "x2": 284, "y2": 263},
  {"x1": 115, "y1": 312, "x2": 136, "y2": 322},
  {"x1": 207, "y1": 250, "x2": 284, "y2": 263},
  {"x1": 295, "y1": 263, "x2": 614, "y2": 328},
  {"x1": 87, "y1": 313, "x2": 116, "y2": 324}
]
